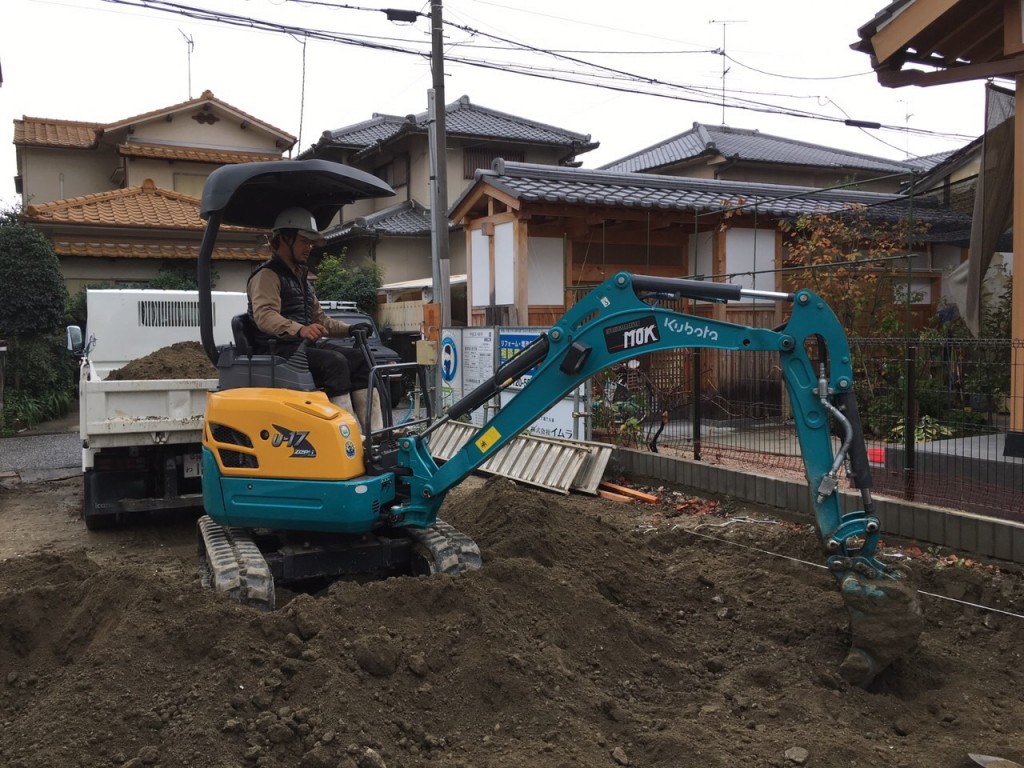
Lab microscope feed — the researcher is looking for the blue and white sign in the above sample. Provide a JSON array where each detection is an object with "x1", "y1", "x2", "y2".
[
  {"x1": 498, "y1": 328, "x2": 542, "y2": 390},
  {"x1": 440, "y1": 334, "x2": 458, "y2": 383}
]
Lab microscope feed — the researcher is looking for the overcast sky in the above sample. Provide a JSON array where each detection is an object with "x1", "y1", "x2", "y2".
[{"x1": 2, "y1": 0, "x2": 989, "y2": 209}]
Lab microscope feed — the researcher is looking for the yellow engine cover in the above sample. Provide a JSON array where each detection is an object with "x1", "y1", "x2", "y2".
[{"x1": 204, "y1": 388, "x2": 365, "y2": 481}]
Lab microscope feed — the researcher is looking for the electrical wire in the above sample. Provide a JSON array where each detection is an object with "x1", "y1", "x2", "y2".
[{"x1": 98, "y1": 0, "x2": 976, "y2": 148}]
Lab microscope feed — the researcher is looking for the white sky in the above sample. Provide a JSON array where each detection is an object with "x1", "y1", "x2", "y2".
[{"x1": 1, "y1": 0, "x2": 990, "y2": 209}]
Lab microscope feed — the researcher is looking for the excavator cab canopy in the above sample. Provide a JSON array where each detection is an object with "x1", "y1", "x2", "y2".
[{"x1": 196, "y1": 159, "x2": 396, "y2": 362}]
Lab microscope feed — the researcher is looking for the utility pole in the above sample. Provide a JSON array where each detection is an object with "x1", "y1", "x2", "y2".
[{"x1": 428, "y1": 0, "x2": 451, "y2": 327}]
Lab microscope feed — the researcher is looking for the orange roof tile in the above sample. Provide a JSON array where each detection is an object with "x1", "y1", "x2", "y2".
[
  {"x1": 23, "y1": 179, "x2": 263, "y2": 235},
  {"x1": 25, "y1": 179, "x2": 206, "y2": 229},
  {"x1": 105, "y1": 89, "x2": 295, "y2": 145},
  {"x1": 52, "y1": 241, "x2": 264, "y2": 261},
  {"x1": 117, "y1": 143, "x2": 283, "y2": 164},
  {"x1": 14, "y1": 117, "x2": 103, "y2": 148}
]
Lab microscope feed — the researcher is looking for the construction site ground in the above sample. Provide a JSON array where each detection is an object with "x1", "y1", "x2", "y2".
[{"x1": 1, "y1": 469, "x2": 1024, "y2": 768}]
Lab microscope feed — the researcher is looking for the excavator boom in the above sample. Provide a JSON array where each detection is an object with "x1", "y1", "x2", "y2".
[{"x1": 394, "y1": 272, "x2": 922, "y2": 685}]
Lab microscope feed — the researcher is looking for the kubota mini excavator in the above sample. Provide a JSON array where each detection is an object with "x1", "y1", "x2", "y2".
[{"x1": 194, "y1": 160, "x2": 922, "y2": 687}]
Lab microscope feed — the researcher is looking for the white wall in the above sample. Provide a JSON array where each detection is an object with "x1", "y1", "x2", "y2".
[{"x1": 725, "y1": 228, "x2": 777, "y2": 293}]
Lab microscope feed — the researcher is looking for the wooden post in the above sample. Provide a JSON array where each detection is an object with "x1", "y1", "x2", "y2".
[{"x1": 1009, "y1": 78, "x2": 1024, "y2": 453}]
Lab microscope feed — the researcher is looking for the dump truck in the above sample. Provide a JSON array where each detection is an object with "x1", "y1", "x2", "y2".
[{"x1": 69, "y1": 288, "x2": 246, "y2": 529}]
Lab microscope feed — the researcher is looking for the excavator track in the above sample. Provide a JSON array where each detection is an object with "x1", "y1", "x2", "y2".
[
  {"x1": 197, "y1": 515, "x2": 480, "y2": 610},
  {"x1": 407, "y1": 519, "x2": 482, "y2": 575},
  {"x1": 197, "y1": 515, "x2": 276, "y2": 612}
]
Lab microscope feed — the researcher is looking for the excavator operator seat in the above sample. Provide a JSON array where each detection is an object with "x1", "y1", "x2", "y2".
[
  {"x1": 217, "y1": 314, "x2": 317, "y2": 392},
  {"x1": 231, "y1": 313, "x2": 257, "y2": 357}
]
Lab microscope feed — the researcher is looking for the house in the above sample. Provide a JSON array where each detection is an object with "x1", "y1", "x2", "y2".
[
  {"x1": 449, "y1": 159, "x2": 972, "y2": 330},
  {"x1": 598, "y1": 123, "x2": 923, "y2": 193},
  {"x1": 300, "y1": 94, "x2": 598, "y2": 328},
  {"x1": 852, "y1": 0, "x2": 1024, "y2": 454},
  {"x1": 14, "y1": 90, "x2": 294, "y2": 294}
]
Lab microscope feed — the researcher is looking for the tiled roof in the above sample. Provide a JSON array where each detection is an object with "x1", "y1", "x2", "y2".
[
  {"x1": 24, "y1": 179, "x2": 207, "y2": 229},
  {"x1": 118, "y1": 143, "x2": 284, "y2": 165},
  {"x1": 23, "y1": 179, "x2": 258, "y2": 233},
  {"x1": 311, "y1": 95, "x2": 597, "y2": 160},
  {"x1": 105, "y1": 89, "x2": 295, "y2": 144},
  {"x1": 327, "y1": 200, "x2": 440, "y2": 241},
  {"x1": 14, "y1": 117, "x2": 103, "y2": 148},
  {"x1": 315, "y1": 114, "x2": 410, "y2": 150},
  {"x1": 51, "y1": 241, "x2": 263, "y2": 262},
  {"x1": 454, "y1": 160, "x2": 971, "y2": 238},
  {"x1": 600, "y1": 123, "x2": 917, "y2": 175},
  {"x1": 903, "y1": 149, "x2": 958, "y2": 173},
  {"x1": 15, "y1": 90, "x2": 295, "y2": 153}
]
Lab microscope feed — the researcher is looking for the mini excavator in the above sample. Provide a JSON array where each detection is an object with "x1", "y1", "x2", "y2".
[{"x1": 195, "y1": 160, "x2": 922, "y2": 687}]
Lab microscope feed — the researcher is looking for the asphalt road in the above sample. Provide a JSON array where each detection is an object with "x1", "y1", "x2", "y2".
[{"x1": 0, "y1": 424, "x2": 81, "y2": 483}]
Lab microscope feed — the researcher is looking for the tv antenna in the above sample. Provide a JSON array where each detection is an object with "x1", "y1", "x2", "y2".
[
  {"x1": 709, "y1": 19, "x2": 745, "y2": 125},
  {"x1": 179, "y1": 29, "x2": 194, "y2": 99}
]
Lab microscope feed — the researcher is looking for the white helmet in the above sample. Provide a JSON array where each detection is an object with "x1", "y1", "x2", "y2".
[{"x1": 272, "y1": 206, "x2": 325, "y2": 245}]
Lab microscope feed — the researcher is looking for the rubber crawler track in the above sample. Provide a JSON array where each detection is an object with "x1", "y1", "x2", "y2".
[
  {"x1": 407, "y1": 519, "x2": 482, "y2": 575},
  {"x1": 197, "y1": 516, "x2": 480, "y2": 609},
  {"x1": 197, "y1": 515, "x2": 276, "y2": 611}
]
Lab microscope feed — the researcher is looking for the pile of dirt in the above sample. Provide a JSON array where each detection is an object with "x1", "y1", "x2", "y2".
[
  {"x1": 106, "y1": 341, "x2": 218, "y2": 380},
  {"x1": 1, "y1": 475, "x2": 1023, "y2": 768}
]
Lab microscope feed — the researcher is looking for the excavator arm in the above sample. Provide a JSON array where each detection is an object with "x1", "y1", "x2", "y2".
[{"x1": 394, "y1": 272, "x2": 923, "y2": 685}]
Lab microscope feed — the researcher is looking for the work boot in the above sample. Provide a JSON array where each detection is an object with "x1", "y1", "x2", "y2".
[
  {"x1": 329, "y1": 392, "x2": 353, "y2": 415},
  {"x1": 352, "y1": 388, "x2": 383, "y2": 433}
]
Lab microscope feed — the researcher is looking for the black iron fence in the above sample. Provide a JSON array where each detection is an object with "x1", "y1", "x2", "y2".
[{"x1": 593, "y1": 337, "x2": 1024, "y2": 523}]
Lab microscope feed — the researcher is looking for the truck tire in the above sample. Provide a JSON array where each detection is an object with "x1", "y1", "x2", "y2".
[{"x1": 83, "y1": 470, "x2": 124, "y2": 530}]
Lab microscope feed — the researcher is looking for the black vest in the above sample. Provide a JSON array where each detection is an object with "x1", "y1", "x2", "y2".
[{"x1": 247, "y1": 256, "x2": 316, "y2": 354}]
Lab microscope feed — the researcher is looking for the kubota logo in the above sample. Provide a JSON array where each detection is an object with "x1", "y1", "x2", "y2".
[
  {"x1": 663, "y1": 317, "x2": 719, "y2": 341},
  {"x1": 271, "y1": 425, "x2": 316, "y2": 458}
]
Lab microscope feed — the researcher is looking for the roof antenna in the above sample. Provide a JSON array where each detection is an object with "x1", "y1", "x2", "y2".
[
  {"x1": 709, "y1": 19, "x2": 745, "y2": 125},
  {"x1": 179, "y1": 29, "x2": 194, "y2": 99}
]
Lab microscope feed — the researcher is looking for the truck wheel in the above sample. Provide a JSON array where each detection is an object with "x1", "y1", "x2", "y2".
[
  {"x1": 83, "y1": 470, "x2": 128, "y2": 531},
  {"x1": 84, "y1": 511, "x2": 119, "y2": 531}
]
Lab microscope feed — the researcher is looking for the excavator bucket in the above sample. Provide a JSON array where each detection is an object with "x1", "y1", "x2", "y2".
[{"x1": 836, "y1": 570, "x2": 924, "y2": 686}]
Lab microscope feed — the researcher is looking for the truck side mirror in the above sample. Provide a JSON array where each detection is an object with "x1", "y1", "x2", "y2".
[{"x1": 66, "y1": 325, "x2": 84, "y2": 355}]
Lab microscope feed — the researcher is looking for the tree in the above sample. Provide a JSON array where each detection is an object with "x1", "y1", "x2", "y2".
[
  {"x1": 779, "y1": 207, "x2": 927, "y2": 336},
  {"x1": 0, "y1": 210, "x2": 67, "y2": 336},
  {"x1": 313, "y1": 253, "x2": 383, "y2": 315},
  {"x1": 0, "y1": 210, "x2": 75, "y2": 431}
]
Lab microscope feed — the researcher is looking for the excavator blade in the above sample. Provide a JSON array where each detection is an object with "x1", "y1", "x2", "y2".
[{"x1": 836, "y1": 571, "x2": 924, "y2": 687}]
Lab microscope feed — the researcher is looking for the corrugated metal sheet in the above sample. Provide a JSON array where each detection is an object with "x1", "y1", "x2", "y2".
[{"x1": 428, "y1": 421, "x2": 612, "y2": 495}]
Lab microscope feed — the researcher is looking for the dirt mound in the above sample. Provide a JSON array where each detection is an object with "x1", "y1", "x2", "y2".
[
  {"x1": 2, "y1": 475, "x2": 1024, "y2": 767},
  {"x1": 106, "y1": 341, "x2": 218, "y2": 380}
]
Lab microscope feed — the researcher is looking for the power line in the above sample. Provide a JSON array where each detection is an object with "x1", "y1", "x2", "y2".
[{"x1": 98, "y1": 0, "x2": 976, "y2": 147}]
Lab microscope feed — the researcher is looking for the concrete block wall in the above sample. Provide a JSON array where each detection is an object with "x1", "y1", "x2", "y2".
[{"x1": 614, "y1": 447, "x2": 1024, "y2": 565}]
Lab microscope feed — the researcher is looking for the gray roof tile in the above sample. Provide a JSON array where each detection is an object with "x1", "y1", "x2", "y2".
[
  {"x1": 601, "y1": 123, "x2": 918, "y2": 175},
  {"x1": 315, "y1": 95, "x2": 597, "y2": 158},
  {"x1": 326, "y1": 200, "x2": 452, "y2": 241},
  {"x1": 454, "y1": 160, "x2": 971, "y2": 239}
]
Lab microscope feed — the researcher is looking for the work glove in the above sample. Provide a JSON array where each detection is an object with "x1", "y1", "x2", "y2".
[{"x1": 348, "y1": 322, "x2": 373, "y2": 338}]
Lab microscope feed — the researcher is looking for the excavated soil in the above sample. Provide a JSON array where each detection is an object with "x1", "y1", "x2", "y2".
[
  {"x1": 106, "y1": 341, "x2": 218, "y2": 380},
  {"x1": 1, "y1": 470, "x2": 1024, "y2": 768}
]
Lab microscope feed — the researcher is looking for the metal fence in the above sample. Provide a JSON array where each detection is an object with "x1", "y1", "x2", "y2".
[{"x1": 593, "y1": 337, "x2": 1024, "y2": 523}]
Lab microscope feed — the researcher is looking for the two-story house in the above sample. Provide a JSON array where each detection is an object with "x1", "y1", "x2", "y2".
[
  {"x1": 299, "y1": 94, "x2": 598, "y2": 326},
  {"x1": 14, "y1": 90, "x2": 294, "y2": 294},
  {"x1": 598, "y1": 122, "x2": 921, "y2": 192}
]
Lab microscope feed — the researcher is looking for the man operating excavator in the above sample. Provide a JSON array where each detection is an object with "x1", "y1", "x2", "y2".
[{"x1": 246, "y1": 206, "x2": 382, "y2": 431}]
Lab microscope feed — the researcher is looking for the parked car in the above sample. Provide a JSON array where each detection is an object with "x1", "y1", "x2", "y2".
[{"x1": 319, "y1": 301, "x2": 404, "y2": 403}]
